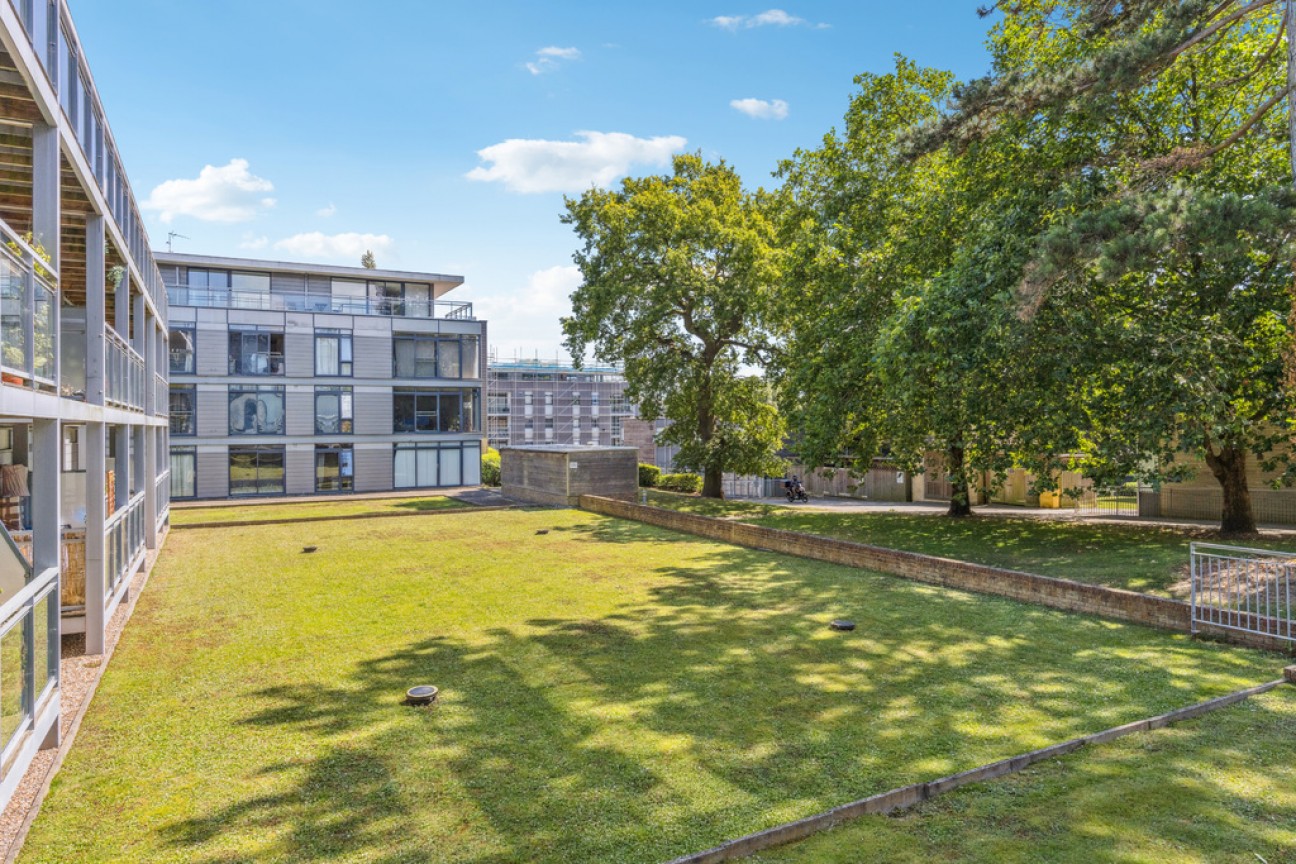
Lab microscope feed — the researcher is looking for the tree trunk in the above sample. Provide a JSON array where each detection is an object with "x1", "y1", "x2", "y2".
[
  {"x1": 1203, "y1": 443, "x2": 1256, "y2": 536},
  {"x1": 946, "y1": 445, "x2": 973, "y2": 517},
  {"x1": 1285, "y1": 0, "x2": 1296, "y2": 402},
  {"x1": 702, "y1": 465, "x2": 724, "y2": 499}
]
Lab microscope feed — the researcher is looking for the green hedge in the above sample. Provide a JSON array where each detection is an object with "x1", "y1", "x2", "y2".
[
  {"x1": 638, "y1": 463, "x2": 662, "y2": 488},
  {"x1": 658, "y1": 473, "x2": 703, "y2": 494},
  {"x1": 481, "y1": 447, "x2": 501, "y2": 487}
]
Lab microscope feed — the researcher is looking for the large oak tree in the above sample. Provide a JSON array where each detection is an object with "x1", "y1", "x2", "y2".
[{"x1": 562, "y1": 154, "x2": 785, "y2": 498}]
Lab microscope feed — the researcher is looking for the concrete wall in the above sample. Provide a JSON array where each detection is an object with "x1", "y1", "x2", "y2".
[{"x1": 503, "y1": 446, "x2": 638, "y2": 506}]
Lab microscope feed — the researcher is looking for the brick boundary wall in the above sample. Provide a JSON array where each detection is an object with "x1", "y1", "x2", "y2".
[
  {"x1": 662, "y1": 677, "x2": 1290, "y2": 864},
  {"x1": 579, "y1": 496, "x2": 1293, "y2": 654}
]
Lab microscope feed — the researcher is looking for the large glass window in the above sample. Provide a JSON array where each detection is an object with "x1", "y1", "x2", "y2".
[
  {"x1": 330, "y1": 279, "x2": 366, "y2": 314},
  {"x1": 315, "y1": 329, "x2": 353, "y2": 376},
  {"x1": 315, "y1": 386, "x2": 353, "y2": 434},
  {"x1": 170, "y1": 386, "x2": 196, "y2": 436},
  {"x1": 170, "y1": 448, "x2": 196, "y2": 499},
  {"x1": 228, "y1": 328, "x2": 284, "y2": 375},
  {"x1": 229, "y1": 386, "x2": 285, "y2": 435},
  {"x1": 315, "y1": 445, "x2": 354, "y2": 493},
  {"x1": 392, "y1": 389, "x2": 478, "y2": 433},
  {"x1": 186, "y1": 268, "x2": 230, "y2": 307},
  {"x1": 394, "y1": 443, "x2": 470, "y2": 488},
  {"x1": 229, "y1": 446, "x2": 284, "y2": 496},
  {"x1": 169, "y1": 325, "x2": 196, "y2": 374},
  {"x1": 392, "y1": 334, "x2": 478, "y2": 379}
]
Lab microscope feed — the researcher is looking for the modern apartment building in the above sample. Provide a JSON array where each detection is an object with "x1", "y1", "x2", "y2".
[
  {"x1": 0, "y1": 0, "x2": 170, "y2": 808},
  {"x1": 158, "y1": 253, "x2": 486, "y2": 499},
  {"x1": 484, "y1": 355, "x2": 657, "y2": 456}
]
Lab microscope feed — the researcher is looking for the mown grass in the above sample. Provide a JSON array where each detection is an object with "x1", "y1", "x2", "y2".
[
  {"x1": 643, "y1": 490, "x2": 1296, "y2": 597},
  {"x1": 21, "y1": 508, "x2": 1284, "y2": 863},
  {"x1": 169, "y1": 495, "x2": 465, "y2": 526},
  {"x1": 756, "y1": 686, "x2": 1296, "y2": 864}
]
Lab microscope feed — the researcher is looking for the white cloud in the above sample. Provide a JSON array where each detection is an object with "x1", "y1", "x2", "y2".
[
  {"x1": 239, "y1": 233, "x2": 269, "y2": 251},
  {"x1": 273, "y1": 232, "x2": 394, "y2": 263},
  {"x1": 143, "y1": 158, "x2": 276, "y2": 223},
  {"x1": 316, "y1": 203, "x2": 337, "y2": 218},
  {"x1": 730, "y1": 97, "x2": 789, "y2": 120},
  {"x1": 708, "y1": 9, "x2": 827, "y2": 29},
  {"x1": 525, "y1": 45, "x2": 581, "y2": 75},
  {"x1": 475, "y1": 265, "x2": 582, "y2": 356},
  {"x1": 466, "y1": 131, "x2": 687, "y2": 194}
]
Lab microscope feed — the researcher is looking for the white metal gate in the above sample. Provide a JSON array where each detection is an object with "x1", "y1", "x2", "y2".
[{"x1": 1190, "y1": 542, "x2": 1295, "y2": 645}]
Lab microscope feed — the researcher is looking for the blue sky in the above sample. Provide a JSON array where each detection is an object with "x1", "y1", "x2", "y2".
[{"x1": 71, "y1": 2, "x2": 998, "y2": 357}]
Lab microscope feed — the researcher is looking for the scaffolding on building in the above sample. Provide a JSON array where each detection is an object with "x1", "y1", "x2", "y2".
[{"x1": 485, "y1": 348, "x2": 635, "y2": 450}]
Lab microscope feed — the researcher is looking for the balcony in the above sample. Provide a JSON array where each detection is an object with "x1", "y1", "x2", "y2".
[
  {"x1": 105, "y1": 491, "x2": 146, "y2": 599},
  {"x1": 155, "y1": 470, "x2": 170, "y2": 531},
  {"x1": 167, "y1": 285, "x2": 474, "y2": 320},
  {"x1": 0, "y1": 228, "x2": 58, "y2": 393},
  {"x1": 105, "y1": 324, "x2": 145, "y2": 411}
]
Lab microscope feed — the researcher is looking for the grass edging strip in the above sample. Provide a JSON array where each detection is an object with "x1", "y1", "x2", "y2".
[
  {"x1": 2, "y1": 531, "x2": 171, "y2": 864},
  {"x1": 171, "y1": 504, "x2": 514, "y2": 530},
  {"x1": 662, "y1": 677, "x2": 1289, "y2": 864}
]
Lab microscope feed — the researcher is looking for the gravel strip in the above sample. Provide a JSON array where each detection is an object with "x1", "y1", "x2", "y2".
[{"x1": 0, "y1": 537, "x2": 165, "y2": 862}]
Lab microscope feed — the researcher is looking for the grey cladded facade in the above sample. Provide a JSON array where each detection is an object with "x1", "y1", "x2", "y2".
[
  {"x1": 0, "y1": 0, "x2": 171, "y2": 810},
  {"x1": 158, "y1": 253, "x2": 486, "y2": 500}
]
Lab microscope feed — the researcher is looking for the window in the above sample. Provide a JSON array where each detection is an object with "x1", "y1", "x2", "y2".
[
  {"x1": 228, "y1": 327, "x2": 284, "y2": 375},
  {"x1": 170, "y1": 386, "x2": 196, "y2": 436},
  {"x1": 315, "y1": 445, "x2": 354, "y2": 493},
  {"x1": 543, "y1": 392, "x2": 554, "y2": 416},
  {"x1": 544, "y1": 417, "x2": 554, "y2": 441},
  {"x1": 611, "y1": 395, "x2": 630, "y2": 415},
  {"x1": 392, "y1": 334, "x2": 479, "y2": 379},
  {"x1": 591, "y1": 392, "x2": 600, "y2": 416},
  {"x1": 487, "y1": 391, "x2": 509, "y2": 414},
  {"x1": 186, "y1": 268, "x2": 230, "y2": 306},
  {"x1": 523, "y1": 419, "x2": 534, "y2": 441},
  {"x1": 394, "y1": 442, "x2": 475, "y2": 488},
  {"x1": 315, "y1": 386, "x2": 353, "y2": 434},
  {"x1": 315, "y1": 329, "x2": 353, "y2": 376},
  {"x1": 170, "y1": 447, "x2": 196, "y2": 499},
  {"x1": 228, "y1": 386, "x2": 285, "y2": 435},
  {"x1": 169, "y1": 325, "x2": 195, "y2": 374},
  {"x1": 393, "y1": 389, "x2": 478, "y2": 433},
  {"x1": 229, "y1": 446, "x2": 284, "y2": 496},
  {"x1": 612, "y1": 416, "x2": 624, "y2": 446},
  {"x1": 331, "y1": 279, "x2": 367, "y2": 314},
  {"x1": 62, "y1": 426, "x2": 85, "y2": 473}
]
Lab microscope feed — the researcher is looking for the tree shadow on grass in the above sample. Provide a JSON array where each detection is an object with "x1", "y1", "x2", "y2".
[{"x1": 160, "y1": 537, "x2": 1281, "y2": 864}]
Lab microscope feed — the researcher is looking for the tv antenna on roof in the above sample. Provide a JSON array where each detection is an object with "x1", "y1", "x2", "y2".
[{"x1": 166, "y1": 232, "x2": 189, "y2": 253}]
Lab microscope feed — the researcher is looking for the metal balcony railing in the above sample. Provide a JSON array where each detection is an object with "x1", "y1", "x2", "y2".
[
  {"x1": 105, "y1": 324, "x2": 145, "y2": 411},
  {"x1": 154, "y1": 373, "x2": 168, "y2": 417},
  {"x1": 155, "y1": 470, "x2": 171, "y2": 530},
  {"x1": 167, "y1": 285, "x2": 474, "y2": 320},
  {"x1": 0, "y1": 222, "x2": 58, "y2": 392},
  {"x1": 105, "y1": 491, "x2": 146, "y2": 600}
]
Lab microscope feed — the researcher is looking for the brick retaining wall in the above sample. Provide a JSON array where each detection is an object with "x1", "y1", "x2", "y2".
[{"x1": 579, "y1": 496, "x2": 1292, "y2": 653}]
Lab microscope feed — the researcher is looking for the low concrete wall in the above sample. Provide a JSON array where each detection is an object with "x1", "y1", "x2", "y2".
[{"x1": 579, "y1": 496, "x2": 1292, "y2": 653}]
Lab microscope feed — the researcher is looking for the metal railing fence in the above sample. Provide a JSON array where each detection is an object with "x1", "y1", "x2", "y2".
[{"x1": 1190, "y1": 542, "x2": 1294, "y2": 645}]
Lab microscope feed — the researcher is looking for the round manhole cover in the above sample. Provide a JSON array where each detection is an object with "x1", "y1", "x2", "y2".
[
  {"x1": 829, "y1": 619, "x2": 856, "y2": 631},
  {"x1": 406, "y1": 685, "x2": 439, "y2": 705}
]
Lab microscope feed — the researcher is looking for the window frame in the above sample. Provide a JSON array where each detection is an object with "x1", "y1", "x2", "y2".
[
  {"x1": 315, "y1": 444, "x2": 355, "y2": 493},
  {"x1": 228, "y1": 445, "x2": 285, "y2": 497},
  {"x1": 314, "y1": 328, "x2": 353, "y2": 377},
  {"x1": 228, "y1": 385, "x2": 286, "y2": 436},
  {"x1": 170, "y1": 384, "x2": 197, "y2": 437},
  {"x1": 314, "y1": 385, "x2": 354, "y2": 435},
  {"x1": 169, "y1": 324, "x2": 196, "y2": 375},
  {"x1": 170, "y1": 446, "x2": 197, "y2": 500}
]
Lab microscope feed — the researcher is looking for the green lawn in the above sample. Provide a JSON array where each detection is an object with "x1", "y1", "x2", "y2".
[
  {"x1": 169, "y1": 495, "x2": 466, "y2": 526},
  {"x1": 21, "y1": 508, "x2": 1284, "y2": 863},
  {"x1": 643, "y1": 490, "x2": 1296, "y2": 597},
  {"x1": 756, "y1": 686, "x2": 1296, "y2": 864}
]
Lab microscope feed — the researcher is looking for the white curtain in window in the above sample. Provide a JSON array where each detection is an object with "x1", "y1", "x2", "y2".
[
  {"x1": 394, "y1": 449, "x2": 417, "y2": 488},
  {"x1": 440, "y1": 446, "x2": 461, "y2": 487},
  {"x1": 316, "y1": 338, "x2": 340, "y2": 375},
  {"x1": 417, "y1": 448, "x2": 438, "y2": 487}
]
